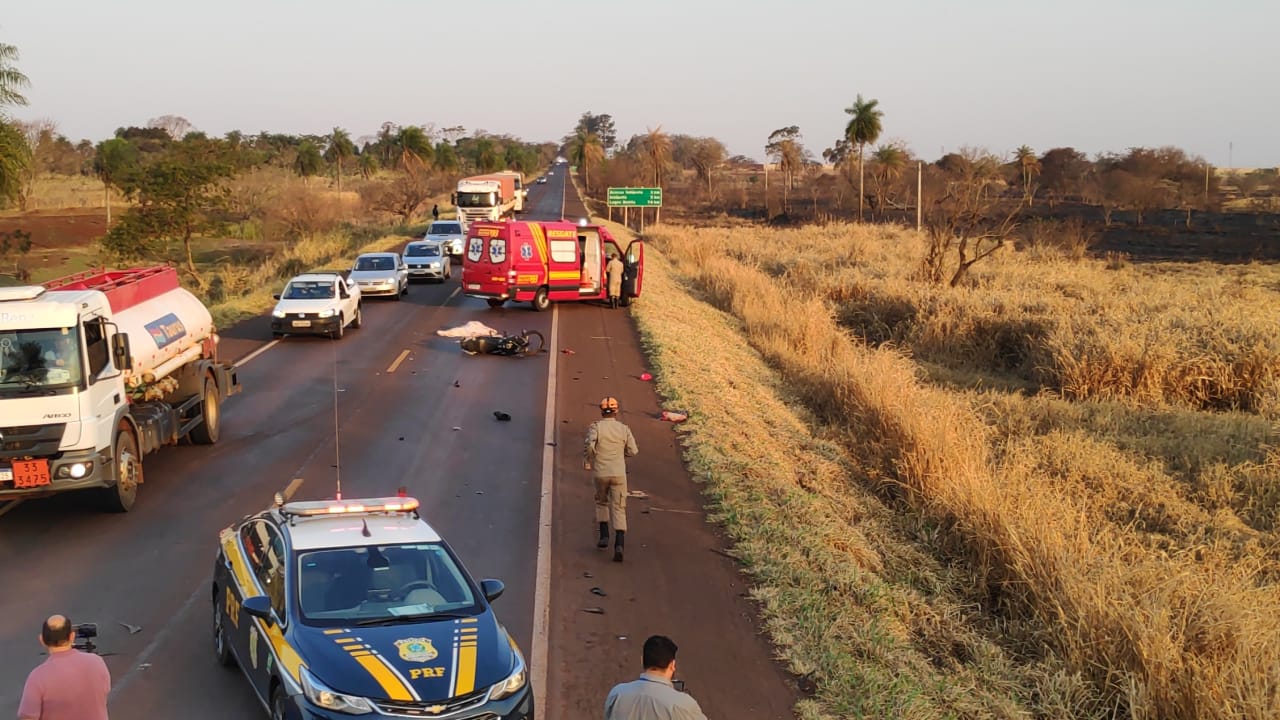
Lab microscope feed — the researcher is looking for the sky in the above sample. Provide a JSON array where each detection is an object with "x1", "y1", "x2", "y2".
[{"x1": 4, "y1": 0, "x2": 1279, "y2": 167}]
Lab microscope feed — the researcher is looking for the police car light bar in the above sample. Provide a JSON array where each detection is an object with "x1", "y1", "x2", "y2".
[{"x1": 280, "y1": 497, "x2": 420, "y2": 517}]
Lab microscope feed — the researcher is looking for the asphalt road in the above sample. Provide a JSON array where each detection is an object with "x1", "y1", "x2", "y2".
[{"x1": 0, "y1": 177, "x2": 568, "y2": 717}]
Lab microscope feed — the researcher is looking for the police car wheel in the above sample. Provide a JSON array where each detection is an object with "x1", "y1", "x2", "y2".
[
  {"x1": 270, "y1": 685, "x2": 288, "y2": 720},
  {"x1": 213, "y1": 599, "x2": 235, "y2": 667}
]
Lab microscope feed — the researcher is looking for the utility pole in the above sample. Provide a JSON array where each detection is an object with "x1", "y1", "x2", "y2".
[
  {"x1": 916, "y1": 161, "x2": 923, "y2": 231},
  {"x1": 1204, "y1": 163, "x2": 1210, "y2": 208},
  {"x1": 763, "y1": 161, "x2": 769, "y2": 219}
]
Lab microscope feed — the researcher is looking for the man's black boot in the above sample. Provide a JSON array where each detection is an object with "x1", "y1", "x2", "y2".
[
  {"x1": 613, "y1": 530, "x2": 625, "y2": 562},
  {"x1": 597, "y1": 522, "x2": 610, "y2": 549}
]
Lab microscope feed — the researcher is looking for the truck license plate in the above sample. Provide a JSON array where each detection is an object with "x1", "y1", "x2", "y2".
[
  {"x1": 292, "y1": 320, "x2": 312, "y2": 327},
  {"x1": 11, "y1": 460, "x2": 51, "y2": 489},
  {"x1": 0, "y1": 466, "x2": 11, "y2": 484}
]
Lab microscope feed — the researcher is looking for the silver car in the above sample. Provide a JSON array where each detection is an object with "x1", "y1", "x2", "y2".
[
  {"x1": 424, "y1": 220, "x2": 465, "y2": 256},
  {"x1": 402, "y1": 241, "x2": 452, "y2": 282},
  {"x1": 348, "y1": 252, "x2": 408, "y2": 299}
]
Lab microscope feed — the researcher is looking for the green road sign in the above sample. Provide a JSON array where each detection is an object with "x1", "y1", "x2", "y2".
[{"x1": 607, "y1": 187, "x2": 663, "y2": 207}]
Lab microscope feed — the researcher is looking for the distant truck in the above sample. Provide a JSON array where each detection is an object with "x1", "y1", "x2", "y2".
[
  {"x1": 0, "y1": 266, "x2": 241, "y2": 511},
  {"x1": 455, "y1": 174, "x2": 518, "y2": 225},
  {"x1": 491, "y1": 170, "x2": 527, "y2": 212},
  {"x1": 462, "y1": 220, "x2": 644, "y2": 311}
]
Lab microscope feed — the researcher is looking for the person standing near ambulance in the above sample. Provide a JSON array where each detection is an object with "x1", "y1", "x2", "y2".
[
  {"x1": 585, "y1": 396, "x2": 638, "y2": 561},
  {"x1": 606, "y1": 252, "x2": 625, "y2": 308}
]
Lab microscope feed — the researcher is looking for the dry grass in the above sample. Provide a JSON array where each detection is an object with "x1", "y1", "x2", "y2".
[
  {"x1": 3, "y1": 174, "x2": 129, "y2": 213},
  {"x1": 632, "y1": 220, "x2": 1280, "y2": 719}
]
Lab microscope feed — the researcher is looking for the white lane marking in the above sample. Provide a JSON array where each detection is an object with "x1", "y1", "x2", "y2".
[
  {"x1": 0, "y1": 500, "x2": 24, "y2": 519},
  {"x1": 531, "y1": 303, "x2": 559, "y2": 713},
  {"x1": 234, "y1": 339, "x2": 280, "y2": 368},
  {"x1": 386, "y1": 349, "x2": 411, "y2": 374},
  {"x1": 443, "y1": 287, "x2": 460, "y2": 305}
]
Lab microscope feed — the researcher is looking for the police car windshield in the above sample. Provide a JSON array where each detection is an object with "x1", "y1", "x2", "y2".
[{"x1": 296, "y1": 543, "x2": 481, "y2": 626}]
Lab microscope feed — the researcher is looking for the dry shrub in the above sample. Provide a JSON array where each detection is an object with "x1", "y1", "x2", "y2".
[
  {"x1": 263, "y1": 186, "x2": 345, "y2": 239},
  {"x1": 645, "y1": 223, "x2": 1280, "y2": 719}
]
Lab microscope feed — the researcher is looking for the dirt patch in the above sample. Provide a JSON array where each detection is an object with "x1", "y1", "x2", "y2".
[{"x1": 0, "y1": 209, "x2": 107, "y2": 249}]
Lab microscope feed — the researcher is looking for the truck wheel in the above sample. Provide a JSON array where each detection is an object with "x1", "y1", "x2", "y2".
[
  {"x1": 352, "y1": 305, "x2": 362, "y2": 329},
  {"x1": 532, "y1": 287, "x2": 550, "y2": 312},
  {"x1": 486, "y1": 299, "x2": 505, "y2": 309},
  {"x1": 189, "y1": 375, "x2": 220, "y2": 445},
  {"x1": 100, "y1": 426, "x2": 141, "y2": 513}
]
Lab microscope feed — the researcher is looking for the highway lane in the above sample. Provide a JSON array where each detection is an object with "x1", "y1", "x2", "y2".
[{"x1": 0, "y1": 178, "x2": 566, "y2": 717}]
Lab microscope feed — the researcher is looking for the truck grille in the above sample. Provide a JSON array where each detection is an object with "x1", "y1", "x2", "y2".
[
  {"x1": 371, "y1": 687, "x2": 491, "y2": 717},
  {"x1": 0, "y1": 424, "x2": 66, "y2": 460}
]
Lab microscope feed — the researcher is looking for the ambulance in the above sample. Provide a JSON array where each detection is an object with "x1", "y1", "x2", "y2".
[{"x1": 461, "y1": 220, "x2": 644, "y2": 311}]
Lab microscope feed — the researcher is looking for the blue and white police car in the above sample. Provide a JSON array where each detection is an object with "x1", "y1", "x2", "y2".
[{"x1": 212, "y1": 493, "x2": 533, "y2": 719}]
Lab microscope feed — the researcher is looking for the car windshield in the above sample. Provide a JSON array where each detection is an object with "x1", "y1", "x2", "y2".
[
  {"x1": 296, "y1": 543, "x2": 481, "y2": 626},
  {"x1": 0, "y1": 328, "x2": 82, "y2": 390},
  {"x1": 456, "y1": 192, "x2": 495, "y2": 208},
  {"x1": 283, "y1": 281, "x2": 335, "y2": 300},
  {"x1": 355, "y1": 256, "x2": 396, "y2": 271},
  {"x1": 405, "y1": 245, "x2": 441, "y2": 257},
  {"x1": 429, "y1": 223, "x2": 462, "y2": 235}
]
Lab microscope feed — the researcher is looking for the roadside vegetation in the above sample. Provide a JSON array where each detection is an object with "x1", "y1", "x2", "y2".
[{"x1": 629, "y1": 218, "x2": 1280, "y2": 719}]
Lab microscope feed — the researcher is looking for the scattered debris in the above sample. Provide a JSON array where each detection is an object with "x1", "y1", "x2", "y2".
[
  {"x1": 398, "y1": 437, "x2": 405, "y2": 441},
  {"x1": 627, "y1": 490, "x2": 649, "y2": 499},
  {"x1": 494, "y1": 411, "x2": 512, "y2": 422},
  {"x1": 617, "y1": 635, "x2": 628, "y2": 640},
  {"x1": 797, "y1": 671, "x2": 818, "y2": 696},
  {"x1": 639, "y1": 372, "x2": 653, "y2": 381},
  {"x1": 582, "y1": 607, "x2": 605, "y2": 615},
  {"x1": 475, "y1": 491, "x2": 484, "y2": 495},
  {"x1": 452, "y1": 427, "x2": 462, "y2": 431},
  {"x1": 546, "y1": 442, "x2": 556, "y2": 447},
  {"x1": 117, "y1": 621, "x2": 142, "y2": 635},
  {"x1": 583, "y1": 571, "x2": 594, "y2": 579},
  {"x1": 660, "y1": 410, "x2": 688, "y2": 423},
  {"x1": 561, "y1": 348, "x2": 576, "y2": 355},
  {"x1": 590, "y1": 587, "x2": 607, "y2": 597},
  {"x1": 138, "y1": 662, "x2": 152, "y2": 670},
  {"x1": 454, "y1": 380, "x2": 461, "y2": 387}
]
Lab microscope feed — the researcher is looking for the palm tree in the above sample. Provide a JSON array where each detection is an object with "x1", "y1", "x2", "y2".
[
  {"x1": 0, "y1": 42, "x2": 30, "y2": 206},
  {"x1": 1014, "y1": 144, "x2": 1040, "y2": 206},
  {"x1": 870, "y1": 144, "x2": 906, "y2": 219},
  {"x1": 643, "y1": 126, "x2": 672, "y2": 187},
  {"x1": 395, "y1": 126, "x2": 433, "y2": 176},
  {"x1": 844, "y1": 94, "x2": 883, "y2": 222},
  {"x1": 568, "y1": 130, "x2": 604, "y2": 192},
  {"x1": 293, "y1": 140, "x2": 323, "y2": 184},
  {"x1": 325, "y1": 127, "x2": 355, "y2": 195}
]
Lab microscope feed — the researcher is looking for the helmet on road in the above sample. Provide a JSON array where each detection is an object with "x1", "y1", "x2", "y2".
[{"x1": 599, "y1": 396, "x2": 619, "y2": 415}]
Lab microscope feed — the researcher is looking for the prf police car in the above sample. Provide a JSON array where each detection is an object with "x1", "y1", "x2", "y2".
[{"x1": 212, "y1": 492, "x2": 533, "y2": 719}]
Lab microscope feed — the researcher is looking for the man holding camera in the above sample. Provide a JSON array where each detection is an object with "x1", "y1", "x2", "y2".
[
  {"x1": 604, "y1": 635, "x2": 707, "y2": 720},
  {"x1": 18, "y1": 615, "x2": 110, "y2": 720}
]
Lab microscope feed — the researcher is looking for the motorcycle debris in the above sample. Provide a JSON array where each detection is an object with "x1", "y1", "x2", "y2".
[
  {"x1": 561, "y1": 348, "x2": 576, "y2": 354},
  {"x1": 452, "y1": 426, "x2": 461, "y2": 431},
  {"x1": 582, "y1": 607, "x2": 605, "y2": 615},
  {"x1": 590, "y1": 587, "x2": 607, "y2": 597},
  {"x1": 117, "y1": 621, "x2": 142, "y2": 635},
  {"x1": 494, "y1": 411, "x2": 512, "y2": 421},
  {"x1": 582, "y1": 571, "x2": 594, "y2": 579},
  {"x1": 617, "y1": 635, "x2": 628, "y2": 640},
  {"x1": 453, "y1": 380, "x2": 461, "y2": 387}
]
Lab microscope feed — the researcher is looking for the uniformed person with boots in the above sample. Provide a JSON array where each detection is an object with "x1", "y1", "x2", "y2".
[
  {"x1": 584, "y1": 396, "x2": 638, "y2": 561},
  {"x1": 606, "y1": 252, "x2": 625, "y2": 308}
]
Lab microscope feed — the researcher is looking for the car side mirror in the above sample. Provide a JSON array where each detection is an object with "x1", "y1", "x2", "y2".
[
  {"x1": 480, "y1": 579, "x2": 505, "y2": 603},
  {"x1": 111, "y1": 332, "x2": 132, "y2": 371},
  {"x1": 243, "y1": 596, "x2": 275, "y2": 626},
  {"x1": 272, "y1": 293, "x2": 281, "y2": 300}
]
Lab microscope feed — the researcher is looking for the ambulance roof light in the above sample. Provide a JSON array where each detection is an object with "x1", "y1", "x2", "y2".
[
  {"x1": 578, "y1": 217, "x2": 588, "y2": 226},
  {"x1": 280, "y1": 496, "x2": 421, "y2": 518}
]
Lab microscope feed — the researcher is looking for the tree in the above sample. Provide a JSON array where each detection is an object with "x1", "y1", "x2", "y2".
[
  {"x1": 395, "y1": 126, "x2": 433, "y2": 175},
  {"x1": 688, "y1": 137, "x2": 727, "y2": 196},
  {"x1": 642, "y1": 126, "x2": 672, "y2": 187},
  {"x1": 324, "y1": 128, "x2": 355, "y2": 195},
  {"x1": 844, "y1": 94, "x2": 883, "y2": 222},
  {"x1": 293, "y1": 140, "x2": 323, "y2": 184},
  {"x1": 93, "y1": 138, "x2": 137, "y2": 224},
  {"x1": 1014, "y1": 144, "x2": 1040, "y2": 206},
  {"x1": 869, "y1": 144, "x2": 907, "y2": 219},
  {"x1": 147, "y1": 115, "x2": 194, "y2": 141},
  {"x1": 0, "y1": 228, "x2": 32, "y2": 281},
  {"x1": 433, "y1": 142, "x2": 459, "y2": 175},
  {"x1": 0, "y1": 41, "x2": 30, "y2": 207},
  {"x1": 0, "y1": 41, "x2": 29, "y2": 110},
  {"x1": 922, "y1": 147, "x2": 1019, "y2": 287},
  {"x1": 568, "y1": 130, "x2": 604, "y2": 192},
  {"x1": 573, "y1": 112, "x2": 617, "y2": 152},
  {"x1": 103, "y1": 139, "x2": 234, "y2": 283},
  {"x1": 766, "y1": 126, "x2": 806, "y2": 213},
  {"x1": 16, "y1": 119, "x2": 58, "y2": 210},
  {"x1": 361, "y1": 172, "x2": 437, "y2": 225},
  {"x1": 358, "y1": 152, "x2": 379, "y2": 179},
  {"x1": 1038, "y1": 147, "x2": 1090, "y2": 208}
]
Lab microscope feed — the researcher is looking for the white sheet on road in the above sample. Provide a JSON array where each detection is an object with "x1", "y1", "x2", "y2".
[{"x1": 436, "y1": 321, "x2": 500, "y2": 338}]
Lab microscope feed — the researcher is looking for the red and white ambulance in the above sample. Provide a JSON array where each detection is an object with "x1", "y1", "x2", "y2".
[{"x1": 461, "y1": 220, "x2": 644, "y2": 311}]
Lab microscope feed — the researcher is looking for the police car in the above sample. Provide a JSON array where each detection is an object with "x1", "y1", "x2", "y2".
[{"x1": 212, "y1": 492, "x2": 533, "y2": 719}]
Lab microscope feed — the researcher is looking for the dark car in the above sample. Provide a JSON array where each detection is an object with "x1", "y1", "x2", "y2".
[{"x1": 212, "y1": 494, "x2": 533, "y2": 719}]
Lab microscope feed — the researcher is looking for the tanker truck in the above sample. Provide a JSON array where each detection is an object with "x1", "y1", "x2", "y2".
[
  {"x1": 454, "y1": 173, "x2": 518, "y2": 225},
  {"x1": 0, "y1": 265, "x2": 241, "y2": 512}
]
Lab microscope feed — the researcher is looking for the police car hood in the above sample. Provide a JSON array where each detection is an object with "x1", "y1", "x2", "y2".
[{"x1": 295, "y1": 611, "x2": 516, "y2": 703}]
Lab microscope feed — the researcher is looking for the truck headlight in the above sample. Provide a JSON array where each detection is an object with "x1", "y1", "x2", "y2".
[
  {"x1": 300, "y1": 666, "x2": 373, "y2": 714},
  {"x1": 56, "y1": 462, "x2": 93, "y2": 479},
  {"x1": 488, "y1": 650, "x2": 527, "y2": 701},
  {"x1": 317, "y1": 308, "x2": 336, "y2": 319},
  {"x1": 272, "y1": 309, "x2": 287, "y2": 318}
]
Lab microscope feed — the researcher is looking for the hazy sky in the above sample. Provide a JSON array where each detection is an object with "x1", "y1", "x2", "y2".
[{"x1": 5, "y1": 0, "x2": 1279, "y2": 167}]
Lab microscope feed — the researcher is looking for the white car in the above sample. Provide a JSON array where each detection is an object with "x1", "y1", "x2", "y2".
[
  {"x1": 402, "y1": 240, "x2": 452, "y2": 282},
  {"x1": 349, "y1": 252, "x2": 409, "y2": 299},
  {"x1": 423, "y1": 221, "x2": 465, "y2": 256},
  {"x1": 270, "y1": 272, "x2": 362, "y2": 339}
]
